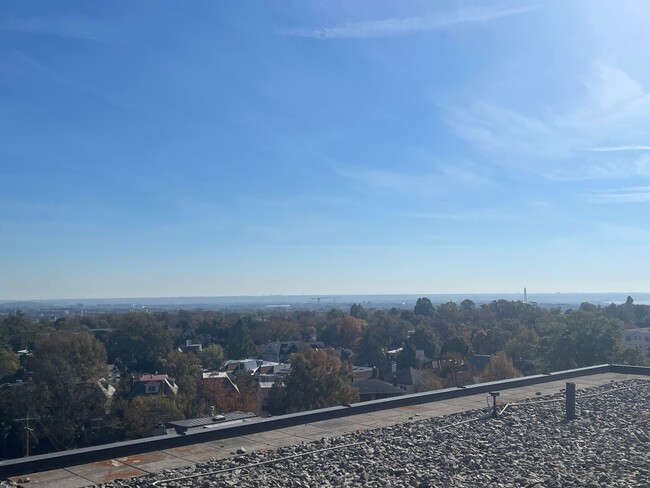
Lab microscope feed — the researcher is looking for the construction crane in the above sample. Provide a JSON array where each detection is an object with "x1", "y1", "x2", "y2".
[{"x1": 311, "y1": 297, "x2": 335, "y2": 312}]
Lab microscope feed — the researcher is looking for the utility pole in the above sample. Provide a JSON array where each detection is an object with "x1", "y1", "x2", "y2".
[{"x1": 14, "y1": 413, "x2": 38, "y2": 457}]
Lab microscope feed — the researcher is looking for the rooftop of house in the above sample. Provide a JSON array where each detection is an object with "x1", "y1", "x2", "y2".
[
  {"x1": 136, "y1": 373, "x2": 174, "y2": 382},
  {"x1": 623, "y1": 327, "x2": 650, "y2": 333},
  {"x1": 393, "y1": 366, "x2": 426, "y2": 386}
]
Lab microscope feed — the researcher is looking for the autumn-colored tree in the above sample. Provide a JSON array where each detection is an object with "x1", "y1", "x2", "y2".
[
  {"x1": 479, "y1": 354, "x2": 523, "y2": 383},
  {"x1": 322, "y1": 316, "x2": 365, "y2": 349},
  {"x1": 416, "y1": 370, "x2": 443, "y2": 392},
  {"x1": 268, "y1": 349, "x2": 358, "y2": 414},
  {"x1": 199, "y1": 373, "x2": 259, "y2": 415}
]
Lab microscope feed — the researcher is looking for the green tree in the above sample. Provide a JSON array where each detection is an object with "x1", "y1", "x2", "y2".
[
  {"x1": 410, "y1": 328, "x2": 440, "y2": 359},
  {"x1": 268, "y1": 349, "x2": 358, "y2": 414},
  {"x1": 503, "y1": 328, "x2": 539, "y2": 360},
  {"x1": 122, "y1": 396, "x2": 184, "y2": 440},
  {"x1": 0, "y1": 347, "x2": 20, "y2": 380},
  {"x1": 200, "y1": 343, "x2": 224, "y2": 370},
  {"x1": 539, "y1": 311, "x2": 619, "y2": 371},
  {"x1": 460, "y1": 299, "x2": 476, "y2": 311},
  {"x1": 611, "y1": 345, "x2": 647, "y2": 366},
  {"x1": 227, "y1": 318, "x2": 256, "y2": 359},
  {"x1": 395, "y1": 342, "x2": 417, "y2": 369},
  {"x1": 350, "y1": 303, "x2": 368, "y2": 320},
  {"x1": 165, "y1": 350, "x2": 202, "y2": 380},
  {"x1": 109, "y1": 314, "x2": 173, "y2": 373},
  {"x1": 414, "y1": 297, "x2": 435, "y2": 317},
  {"x1": 441, "y1": 336, "x2": 473, "y2": 358},
  {"x1": 1, "y1": 311, "x2": 43, "y2": 350},
  {"x1": 164, "y1": 350, "x2": 202, "y2": 417},
  {"x1": 30, "y1": 331, "x2": 109, "y2": 449}
]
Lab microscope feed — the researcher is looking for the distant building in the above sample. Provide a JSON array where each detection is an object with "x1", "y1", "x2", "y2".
[
  {"x1": 260, "y1": 341, "x2": 324, "y2": 363},
  {"x1": 178, "y1": 340, "x2": 202, "y2": 354},
  {"x1": 622, "y1": 328, "x2": 650, "y2": 358}
]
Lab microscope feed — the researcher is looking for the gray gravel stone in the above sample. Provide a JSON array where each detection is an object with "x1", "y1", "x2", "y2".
[{"x1": 97, "y1": 379, "x2": 650, "y2": 488}]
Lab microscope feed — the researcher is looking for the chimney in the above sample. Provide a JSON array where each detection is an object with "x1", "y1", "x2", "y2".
[{"x1": 372, "y1": 366, "x2": 378, "y2": 379}]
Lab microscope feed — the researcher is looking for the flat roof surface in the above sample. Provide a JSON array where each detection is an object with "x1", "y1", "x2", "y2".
[{"x1": 7, "y1": 371, "x2": 647, "y2": 487}]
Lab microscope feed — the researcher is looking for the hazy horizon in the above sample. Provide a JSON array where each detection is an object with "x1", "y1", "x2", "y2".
[{"x1": 4, "y1": 291, "x2": 650, "y2": 307}]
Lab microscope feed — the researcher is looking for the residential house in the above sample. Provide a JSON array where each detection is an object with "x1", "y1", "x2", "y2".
[
  {"x1": 221, "y1": 359, "x2": 268, "y2": 374},
  {"x1": 351, "y1": 366, "x2": 375, "y2": 381},
  {"x1": 130, "y1": 373, "x2": 178, "y2": 397},
  {"x1": 393, "y1": 367, "x2": 427, "y2": 394}
]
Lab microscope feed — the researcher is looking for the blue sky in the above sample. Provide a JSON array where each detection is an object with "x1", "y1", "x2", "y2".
[{"x1": 2, "y1": 1, "x2": 650, "y2": 299}]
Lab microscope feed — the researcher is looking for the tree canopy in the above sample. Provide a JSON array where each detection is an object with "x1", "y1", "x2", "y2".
[{"x1": 269, "y1": 349, "x2": 358, "y2": 414}]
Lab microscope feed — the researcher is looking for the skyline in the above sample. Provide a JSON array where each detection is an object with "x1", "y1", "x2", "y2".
[{"x1": 2, "y1": 1, "x2": 650, "y2": 300}]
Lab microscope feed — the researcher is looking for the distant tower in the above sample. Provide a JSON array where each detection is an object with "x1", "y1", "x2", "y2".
[{"x1": 524, "y1": 287, "x2": 527, "y2": 303}]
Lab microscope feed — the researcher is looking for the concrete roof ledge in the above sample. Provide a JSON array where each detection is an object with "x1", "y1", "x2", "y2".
[{"x1": 2, "y1": 363, "x2": 649, "y2": 478}]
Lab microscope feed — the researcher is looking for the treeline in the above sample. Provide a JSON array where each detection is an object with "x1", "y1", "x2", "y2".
[{"x1": 0, "y1": 297, "x2": 647, "y2": 458}]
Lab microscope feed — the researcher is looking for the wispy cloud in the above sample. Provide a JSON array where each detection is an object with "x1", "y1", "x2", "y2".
[
  {"x1": 334, "y1": 161, "x2": 491, "y2": 194},
  {"x1": 288, "y1": 6, "x2": 536, "y2": 39},
  {"x1": 582, "y1": 186, "x2": 650, "y2": 203},
  {"x1": 0, "y1": 15, "x2": 117, "y2": 41},
  {"x1": 399, "y1": 208, "x2": 511, "y2": 222},
  {"x1": 448, "y1": 63, "x2": 650, "y2": 183},
  {"x1": 586, "y1": 145, "x2": 650, "y2": 152}
]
